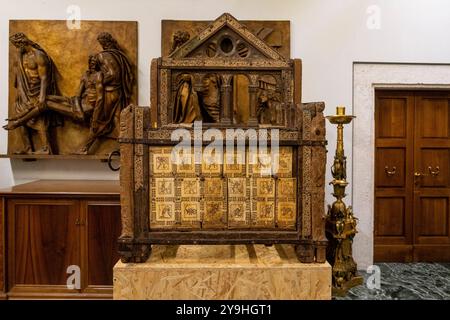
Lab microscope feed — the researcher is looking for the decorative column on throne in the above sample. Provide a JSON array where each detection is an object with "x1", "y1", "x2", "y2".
[
  {"x1": 247, "y1": 74, "x2": 259, "y2": 126},
  {"x1": 220, "y1": 74, "x2": 232, "y2": 124}
]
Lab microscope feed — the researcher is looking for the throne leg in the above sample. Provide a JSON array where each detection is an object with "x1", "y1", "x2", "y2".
[
  {"x1": 118, "y1": 238, "x2": 152, "y2": 263},
  {"x1": 314, "y1": 240, "x2": 328, "y2": 263},
  {"x1": 295, "y1": 240, "x2": 315, "y2": 263}
]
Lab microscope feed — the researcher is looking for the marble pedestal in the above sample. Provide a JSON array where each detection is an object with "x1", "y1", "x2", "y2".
[{"x1": 113, "y1": 244, "x2": 331, "y2": 300}]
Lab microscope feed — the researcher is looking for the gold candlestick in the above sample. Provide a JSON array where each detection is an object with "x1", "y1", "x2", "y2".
[{"x1": 325, "y1": 106, "x2": 363, "y2": 296}]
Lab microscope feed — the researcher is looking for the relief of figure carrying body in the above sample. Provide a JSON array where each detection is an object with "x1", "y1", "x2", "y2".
[
  {"x1": 5, "y1": 54, "x2": 101, "y2": 131},
  {"x1": 81, "y1": 32, "x2": 134, "y2": 154},
  {"x1": 4, "y1": 32, "x2": 134, "y2": 155}
]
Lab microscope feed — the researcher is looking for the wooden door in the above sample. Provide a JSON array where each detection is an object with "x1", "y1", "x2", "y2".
[
  {"x1": 375, "y1": 90, "x2": 450, "y2": 262},
  {"x1": 375, "y1": 91, "x2": 414, "y2": 261},
  {"x1": 413, "y1": 92, "x2": 450, "y2": 261}
]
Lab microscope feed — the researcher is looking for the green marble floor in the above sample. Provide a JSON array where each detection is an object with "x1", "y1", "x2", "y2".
[{"x1": 334, "y1": 263, "x2": 450, "y2": 300}]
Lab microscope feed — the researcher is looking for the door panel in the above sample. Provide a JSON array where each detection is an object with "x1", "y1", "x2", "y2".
[
  {"x1": 375, "y1": 188, "x2": 411, "y2": 246},
  {"x1": 417, "y1": 97, "x2": 450, "y2": 139},
  {"x1": 376, "y1": 96, "x2": 408, "y2": 138},
  {"x1": 414, "y1": 191, "x2": 450, "y2": 246},
  {"x1": 375, "y1": 90, "x2": 450, "y2": 262},
  {"x1": 8, "y1": 200, "x2": 80, "y2": 287},
  {"x1": 375, "y1": 148, "x2": 406, "y2": 187},
  {"x1": 375, "y1": 197, "x2": 405, "y2": 237},
  {"x1": 417, "y1": 197, "x2": 448, "y2": 237},
  {"x1": 84, "y1": 202, "x2": 121, "y2": 288},
  {"x1": 413, "y1": 92, "x2": 450, "y2": 258},
  {"x1": 419, "y1": 148, "x2": 450, "y2": 187},
  {"x1": 413, "y1": 245, "x2": 450, "y2": 261},
  {"x1": 374, "y1": 91, "x2": 414, "y2": 260}
]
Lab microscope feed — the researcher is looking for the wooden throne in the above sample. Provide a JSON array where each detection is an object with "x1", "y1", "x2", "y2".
[{"x1": 118, "y1": 13, "x2": 327, "y2": 263}]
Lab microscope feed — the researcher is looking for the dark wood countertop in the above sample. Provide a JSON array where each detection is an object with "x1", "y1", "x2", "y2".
[{"x1": 0, "y1": 180, "x2": 120, "y2": 196}]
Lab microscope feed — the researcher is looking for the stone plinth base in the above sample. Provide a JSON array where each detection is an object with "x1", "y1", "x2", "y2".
[{"x1": 113, "y1": 244, "x2": 331, "y2": 300}]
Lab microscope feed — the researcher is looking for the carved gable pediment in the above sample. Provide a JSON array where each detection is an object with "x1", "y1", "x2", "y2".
[{"x1": 169, "y1": 13, "x2": 287, "y2": 63}]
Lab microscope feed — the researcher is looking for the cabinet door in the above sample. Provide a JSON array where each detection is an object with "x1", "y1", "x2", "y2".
[
  {"x1": 7, "y1": 199, "x2": 80, "y2": 297},
  {"x1": 82, "y1": 200, "x2": 121, "y2": 293}
]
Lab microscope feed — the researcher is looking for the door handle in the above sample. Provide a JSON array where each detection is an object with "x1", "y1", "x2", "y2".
[
  {"x1": 414, "y1": 172, "x2": 423, "y2": 186},
  {"x1": 75, "y1": 218, "x2": 85, "y2": 226},
  {"x1": 428, "y1": 166, "x2": 440, "y2": 176},
  {"x1": 384, "y1": 166, "x2": 396, "y2": 176}
]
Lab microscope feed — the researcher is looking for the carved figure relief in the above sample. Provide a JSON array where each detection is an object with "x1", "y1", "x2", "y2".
[
  {"x1": 204, "y1": 201, "x2": 223, "y2": 222},
  {"x1": 78, "y1": 32, "x2": 134, "y2": 154},
  {"x1": 170, "y1": 31, "x2": 190, "y2": 54},
  {"x1": 176, "y1": 153, "x2": 196, "y2": 174},
  {"x1": 256, "y1": 75, "x2": 283, "y2": 125},
  {"x1": 156, "y1": 203, "x2": 175, "y2": 221},
  {"x1": 228, "y1": 178, "x2": 245, "y2": 196},
  {"x1": 198, "y1": 74, "x2": 221, "y2": 122},
  {"x1": 181, "y1": 178, "x2": 200, "y2": 196},
  {"x1": 229, "y1": 203, "x2": 245, "y2": 221},
  {"x1": 204, "y1": 178, "x2": 223, "y2": 196},
  {"x1": 153, "y1": 153, "x2": 173, "y2": 175},
  {"x1": 4, "y1": 21, "x2": 137, "y2": 156},
  {"x1": 181, "y1": 202, "x2": 200, "y2": 221},
  {"x1": 173, "y1": 74, "x2": 202, "y2": 123},
  {"x1": 256, "y1": 202, "x2": 275, "y2": 221},
  {"x1": 173, "y1": 73, "x2": 222, "y2": 124},
  {"x1": 227, "y1": 177, "x2": 250, "y2": 227},
  {"x1": 156, "y1": 178, "x2": 175, "y2": 197},
  {"x1": 202, "y1": 152, "x2": 221, "y2": 174},
  {"x1": 277, "y1": 147, "x2": 293, "y2": 176},
  {"x1": 249, "y1": 149, "x2": 273, "y2": 176},
  {"x1": 5, "y1": 33, "x2": 60, "y2": 154},
  {"x1": 257, "y1": 178, "x2": 275, "y2": 197},
  {"x1": 278, "y1": 202, "x2": 296, "y2": 221},
  {"x1": 278, "y1": 178, "x2": 295, "y2": 197}
]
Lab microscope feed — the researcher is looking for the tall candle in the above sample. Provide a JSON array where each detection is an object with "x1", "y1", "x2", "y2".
[{"x1": 336, "y1": 106, "x2": 345, "y2": 115}]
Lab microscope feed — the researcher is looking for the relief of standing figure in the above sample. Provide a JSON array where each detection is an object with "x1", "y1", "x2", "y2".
[
  {"x1": 5, "y1": 33, "x2": 60, "y2": 154},
  {"x1": 198, "y1": 74, "x2": 221, "y2": 122},
  {"x1": 173, "y1": 74, "x2": 202, "y2": 124}
]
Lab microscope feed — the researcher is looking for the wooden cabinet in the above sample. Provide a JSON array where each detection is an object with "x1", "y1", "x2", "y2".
[{"x1": 0, "y1": 180, "x2": 121, "y2": 299}]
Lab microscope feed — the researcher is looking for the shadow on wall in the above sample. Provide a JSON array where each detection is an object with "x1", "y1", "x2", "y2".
[{"x1": 9, "y1": 159, "x2": 118, "y2": 185}]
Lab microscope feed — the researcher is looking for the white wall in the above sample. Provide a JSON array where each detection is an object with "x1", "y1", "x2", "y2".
[{"x1": 2, "y1": 0, "x2": 450, "y2": 266}]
